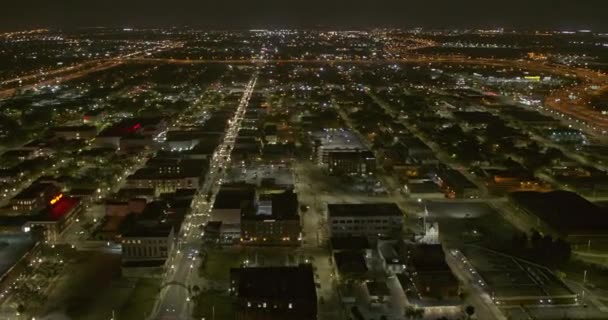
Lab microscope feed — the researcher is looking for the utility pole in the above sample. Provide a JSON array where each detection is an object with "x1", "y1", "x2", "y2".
[{"x1": 583, "y1": 269, "x2": 588, "y2": 284}]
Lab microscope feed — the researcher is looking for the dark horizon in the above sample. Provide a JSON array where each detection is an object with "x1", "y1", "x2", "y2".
[{"x1": 1, "y1": 0, "x2": 607, "y2": 32}]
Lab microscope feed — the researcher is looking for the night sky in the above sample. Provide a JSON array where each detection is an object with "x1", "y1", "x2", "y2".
[{"x1": 1, "y1": 0, "x2": 606, "y2": 31}]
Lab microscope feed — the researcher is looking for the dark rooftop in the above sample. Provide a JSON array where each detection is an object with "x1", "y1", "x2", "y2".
[
  {"x1": 53, "y1": 125, "x2": 97, "y2": 132},
  {"x1": 406, "y1": 244, "x2": 451, "y2": 272},
  {"x1": 213, "y1": 184, "x2": 256, "y2": 210},
  {"x1": 328, "y1": 203, "x2": 402, "y2": 218},
  {"x1": 333, "y1": 250, "x2": 368, "y2": 274},
  {"x1": 330, "y1": 236, "x2": 371, "y2": 251},
  {"x1": 510, "y1": 190, "x2": 608, "y2": 236},
  {"x1": 123, "y1": 225, "x2": 173, "y2": 238},
  {"x1": 230, "y1": 264, "x2": 316, "y2": 301},
  {"x1": 13, "y1": 183, "x2": 59, "y2": 200}
]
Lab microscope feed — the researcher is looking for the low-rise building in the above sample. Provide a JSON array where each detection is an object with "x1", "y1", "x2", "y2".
[
  {"x1": 83, "y1": 110, "x2": 106, "y2": 124},
  {"x1": 377, "y1": 240, "x2": 406, "y2": 274},
  {"x1": 121, "y1": 226, "x2": 175, "y2": 266},
  {"x1": 328, "y1": 203, "x2": 404, "y2": 238},
  {"x1": 95, "y1": 117, "x2": 166, "y2": 148},
  {"x1": 241, "y1": 190, "x2": 301, "y2": 246},
  {"x1": 20, "y1": 195, "x2": 83, "y2": 242},
  {"x1": 311, "y1": 129, "x2": 375, "y2": 176},
  {"x1": 9, "y1": 183, "x2": 62, "y2": 214},
  {"x1": 119, "y1": 200, "x2": 184, "y2": 269},
  {"x1": 436, "y1": 169, "x2": 479, "y2": 199},
  {"x1": 401, "y1": 244, "x2": 460, "y2": 303},
  {"x1": 105, "y1": 199, "x2": 147, "y2": 217},
  {"x1": 509, "y1": 190, "x2": 608, "y2": 243},
  {"x1": 52, "y1": 125, "x2": 98, "y2": 140},
  {"x1": 404, "y1": 181, "x2": 445, "y2": 200},
  {"x1": 126, "y1": 170, "x2": 200, "y2": 195},
  {"x1": 230, "y1": 264, "x2": 318, "y2": 320},
  {"x1": 333, "y1": 250, "x2": 369, "y2": 278},
  {"x1": 326, "y1": 150, "x2": 376, "y2": 176},
  {"x1": 126, "y1": 158, "x2": 205, "y2": 195},
  {"x1": 210, "y1": 184, "x2": 256, "y2": 244}
]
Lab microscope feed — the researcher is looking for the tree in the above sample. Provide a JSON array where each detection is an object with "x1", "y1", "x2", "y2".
[
  {"x1": 530, "y1": 229, "x2": 542, "y2": 248},
  {"x1": 192, "y1": 285, "x2": 201, "y2": 294},
  {"x1": 404, "y1": 306, "x2": 424, "y2": 320},
  {"x1": 554, "y1": 238, "x2": 572, "y2": 263},
  {"x1": 404, "y1": 306, "x2": 416, "y2": 319},
  {"x1": 465, "y1": 305, "x2": 475, "y2": 319},
  {"x1": 414, "y1": 308, "x2": 424, "y2": 319},
  {"x1": 511, "y1": 232, "x2": 528, "y2": 249}
]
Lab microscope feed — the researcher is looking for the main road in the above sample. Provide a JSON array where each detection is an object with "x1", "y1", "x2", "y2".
[{"x1": 149, "y1": 73, "x2": 258, "y2": 320}]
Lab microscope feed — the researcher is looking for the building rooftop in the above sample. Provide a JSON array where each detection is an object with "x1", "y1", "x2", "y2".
[
  {"x1": 328, "y1": 203, "x2": 403, "y2": 218},
  {"x1": 128, "y1": 158, "x2": 206, "y2": 180},
  {"x1": 4, "y1": 196, "x2": 82, "y2": 222},
  {"x1": 97, "y1": 117, "x2": 163, "y2": 137},
  {"x1": 230, "y1": 264, "x2": 317, "y2": 301},
  {"x1": 116, "y1": 188, "x2": 155, "y2": 199},
  {"x1": 330, "y1": 236, "x2": 370, "y2": 251},
  {"x1": 334, "y1": 250, "x2": 368, "y2": 274},
  {"x1": 509, "y1": 190, "x2": 608, "y2": 236},
  {"x1": 406, "y1": 244, "x2": 451, "y2": 272},
  {"x1": 246, "y1": 190, "x2": 299, "y2": 220},
  {"x1": 123, "y1": 225, "x2": 173, "y2": 238},
  {"x1": 53, "y1": 125, "x2": 97, "y2": 132},
  {"x1": 312, "y1": 129, "x2": 365, "y2": 150},
  {"x1": 12, "y1": 183, "x2": 59, "y2": 200},
  {"x1": 213, "y1": 184, "x2": 256, "y2": 210}
]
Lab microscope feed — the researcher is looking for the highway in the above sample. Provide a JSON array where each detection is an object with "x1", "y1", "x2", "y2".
[
  {"x1": 0, "y1": 42, "x2": 180, "y2": 100},
  {"x1": 148, "y1": 74, "x2": 258, "y2": 320}
]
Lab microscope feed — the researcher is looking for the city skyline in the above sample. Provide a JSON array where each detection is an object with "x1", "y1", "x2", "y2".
[
  {"x1": 1, "y1": 6, "x2": 608, "y2": 320},
  {"x1": 1, "y1": 0, "x2": 607, "y2": 31}
]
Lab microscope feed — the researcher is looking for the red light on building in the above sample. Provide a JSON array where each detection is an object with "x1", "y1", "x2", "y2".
[
  {"x1": 49, "y1": 196, "x2": 78, "y2": 220},
  {"x1": 125, "y1": 123, "x2": 142, "y2": 133}
]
